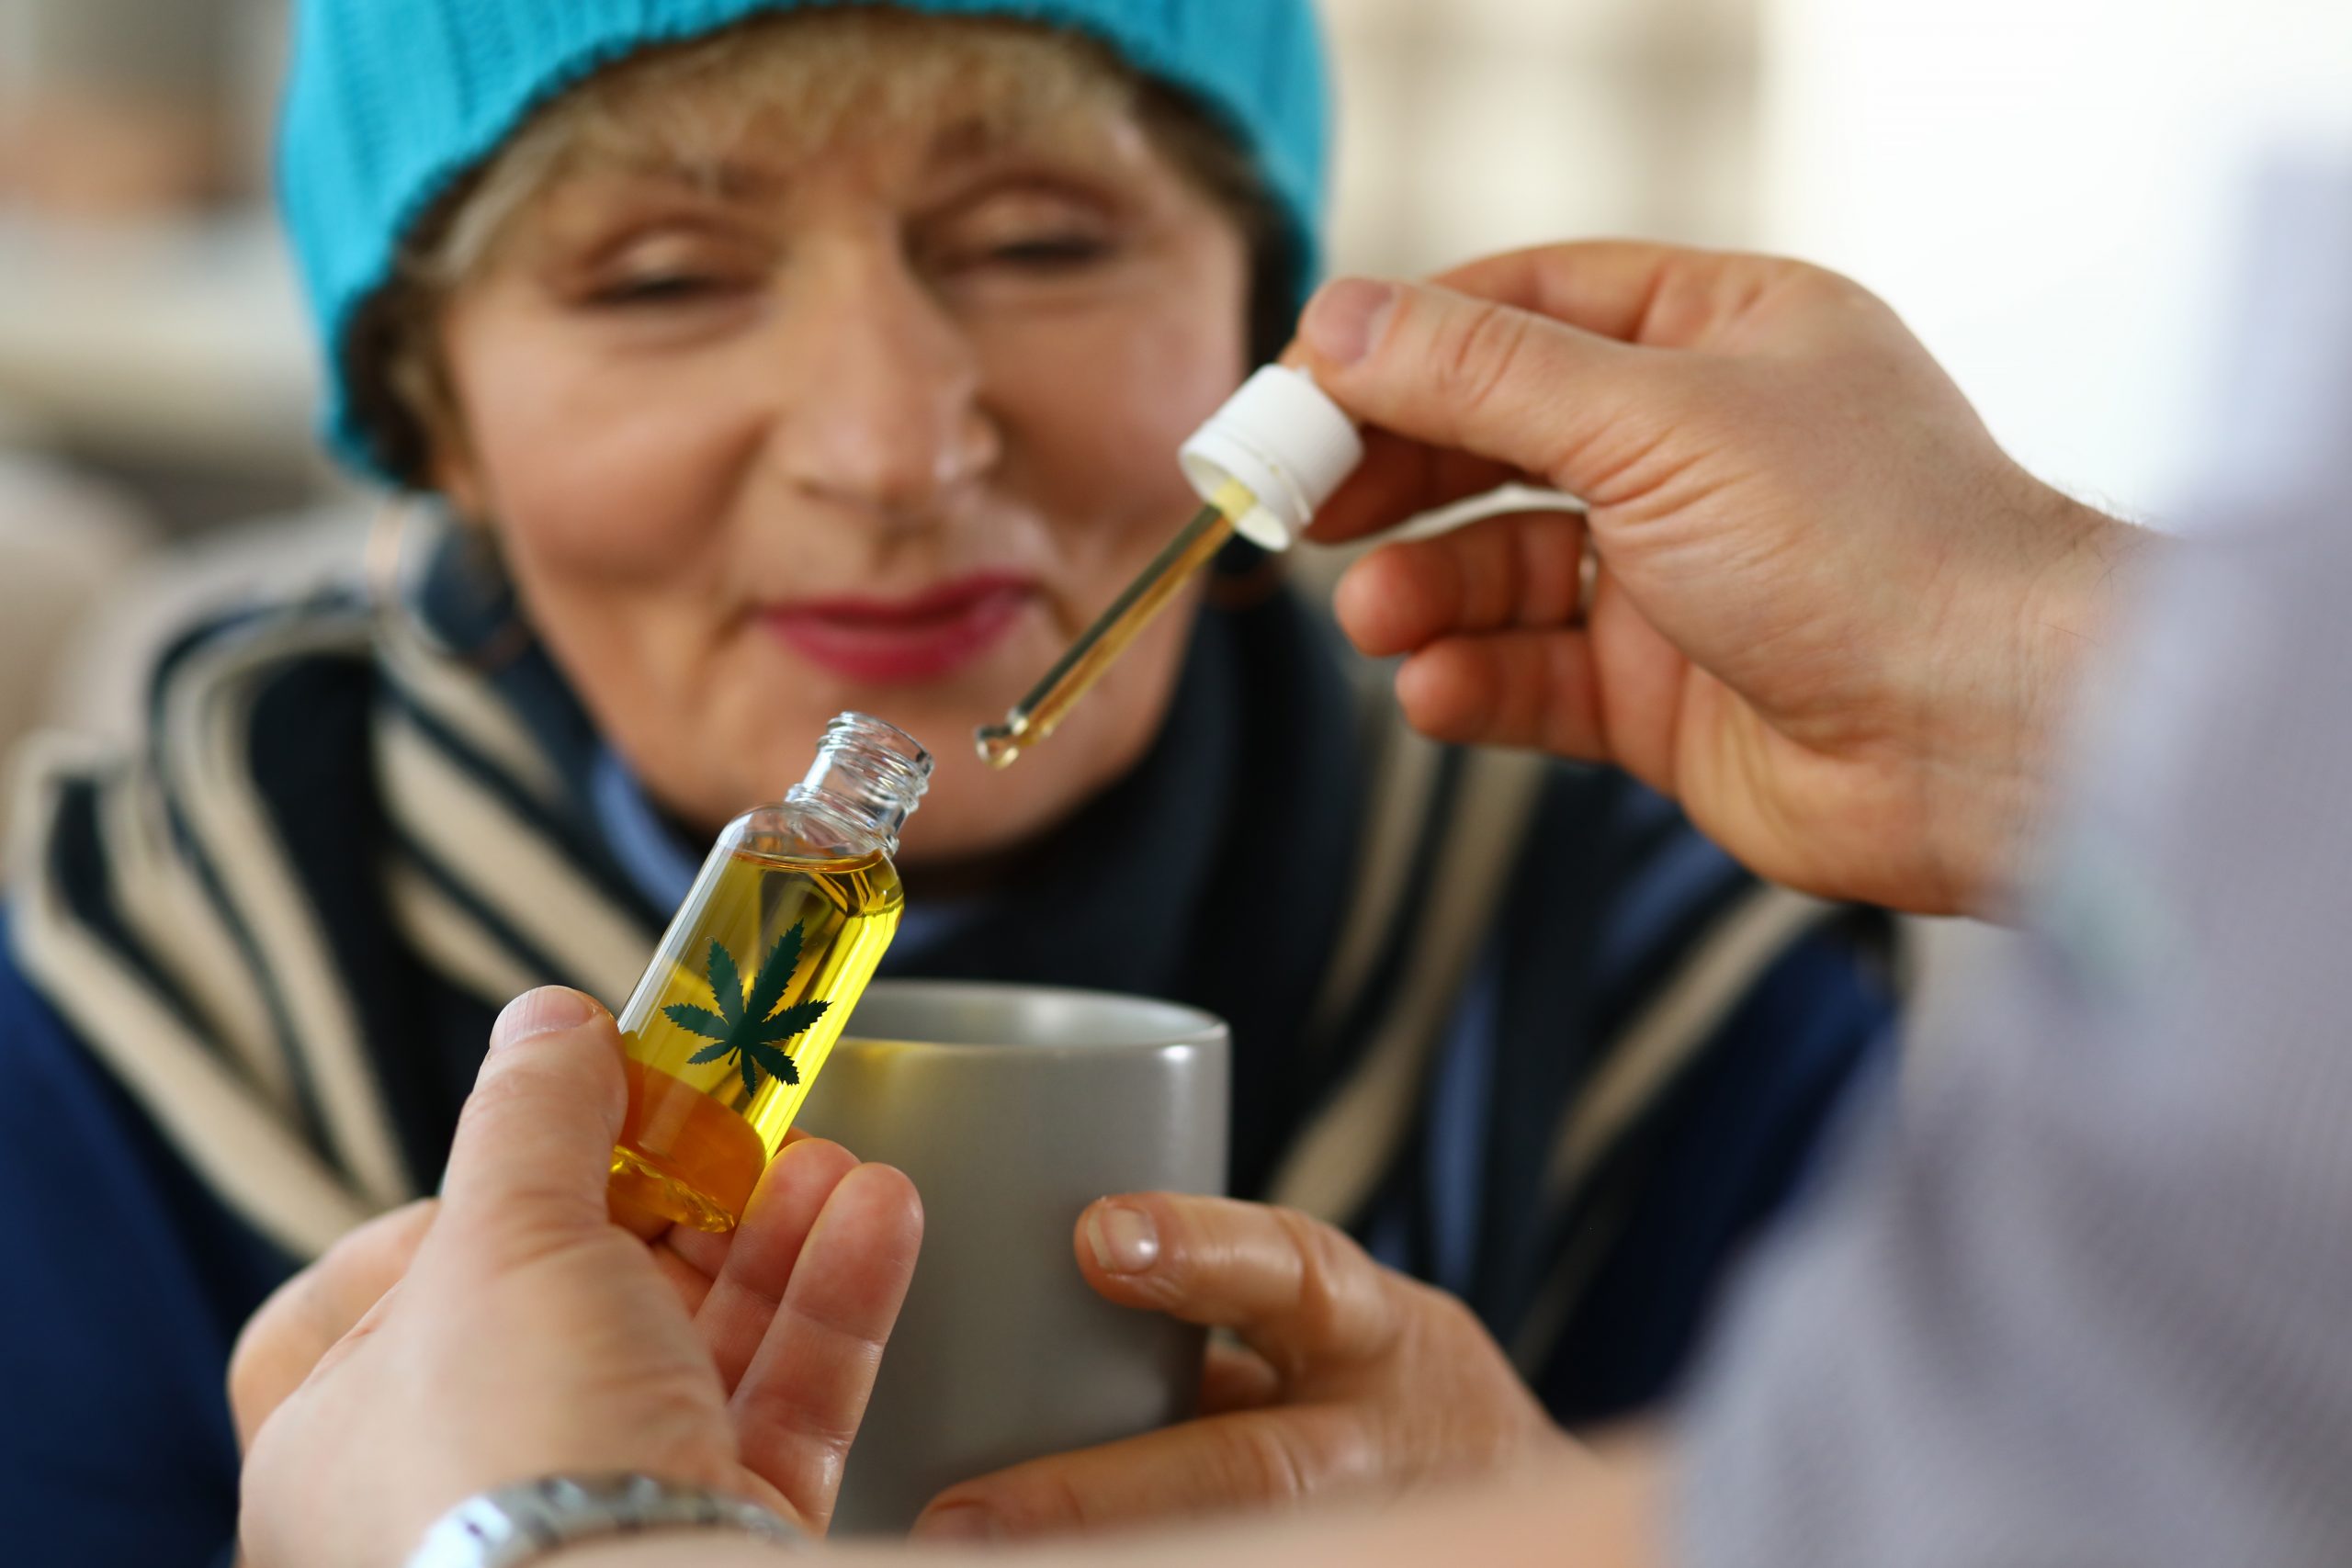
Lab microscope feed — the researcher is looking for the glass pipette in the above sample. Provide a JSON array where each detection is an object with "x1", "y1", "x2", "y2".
[
  {"x1": 975, "y1": 367, "x2": 1363, "y2": 770},
  {"x1": 976, "y1": 478, "x2": 1253, "y2": 769}
]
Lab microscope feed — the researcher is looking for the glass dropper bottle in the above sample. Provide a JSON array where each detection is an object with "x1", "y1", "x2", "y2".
[
  {"x1": 977, "y1": 366, "x2": 1364, "y2": 767},
  {"x1": 608, "y1": 714, "x2": 931, "y2": 1233}
]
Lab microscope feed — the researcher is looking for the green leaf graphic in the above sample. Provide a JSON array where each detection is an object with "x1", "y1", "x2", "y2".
[
  {"x1": 707, "y1": 940, "x2": 743, "y2": 1024},
  {"x1": 670, "y1": 923, "x2": 825, "y2": 1093},
  {"x1": 664, "y1": 1003, "x2": 729, "y2": 1040},
  {"x1": 743, "y1": 926, "x2": 806, "y2": 1028},
  {"x1": 754, "y1": 998, "x2": 830, "y2": 1044},
  {"x1": 745, "y1": 1040, "x2": 800, "y2": 1088}
]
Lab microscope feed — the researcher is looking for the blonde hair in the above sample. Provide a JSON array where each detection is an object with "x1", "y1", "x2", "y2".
[{"x1": 351, "y1": 6, "x2": 1282, "y2": 488}]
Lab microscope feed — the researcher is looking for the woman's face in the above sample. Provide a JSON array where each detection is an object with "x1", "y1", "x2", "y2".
[{"x1": 432, "y1": 84, "x2": 1251, "y2": 861}]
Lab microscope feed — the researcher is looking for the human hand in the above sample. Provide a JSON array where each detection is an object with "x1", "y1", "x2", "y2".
[
  {"x1": 231, "y1": 987, "x2": 923, "y2": 1568},
  {"x1": 1293, "y1": 243, "x2": 2141, "y2": 917},
  {"x1": 909, "y1": 1194, "x2": 1572, "y2": 1540}
]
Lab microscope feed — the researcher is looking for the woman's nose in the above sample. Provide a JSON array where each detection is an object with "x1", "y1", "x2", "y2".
[{"x1": 771, "y1": 258, "x2": 998, "y2": 523}]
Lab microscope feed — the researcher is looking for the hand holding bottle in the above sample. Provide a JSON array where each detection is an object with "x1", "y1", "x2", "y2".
[
  {"x1": 1292, "y1": 243, "x2": 2143, "y2": 917},
  {"x1": 231, "y1": 987, "x2": 923, "y2": 1568}
]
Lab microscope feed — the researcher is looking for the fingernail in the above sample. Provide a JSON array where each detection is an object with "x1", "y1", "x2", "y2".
[
  {"x1": 913, "y1": 1503, "x2": 1003, "y2": 1541},
  {"x1": 1083, "y1": 1203, "x2": 1160, "y2": 1274},
  {"x1": 1302, "y1": 276, "x2": 1397, "y2": 366},
  {"x1": 492, "y1": 987, "x2": 598, "y2": 1049}
]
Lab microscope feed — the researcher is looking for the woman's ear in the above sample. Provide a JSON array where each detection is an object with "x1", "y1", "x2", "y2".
[
  {"x1": 417, "y1": 371, "x2": 497, "y2": 524},
  {"x1": 428, "y1": 437, "x2": 492, "y2": 524},
  {"x1": 396, "y1": 307, "x2": 492, "y2": 521}
]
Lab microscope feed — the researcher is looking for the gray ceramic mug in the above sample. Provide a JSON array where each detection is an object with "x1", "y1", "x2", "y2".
[{"x1": 794, "y1": 978, "x2": 1231, "y2": 1536}]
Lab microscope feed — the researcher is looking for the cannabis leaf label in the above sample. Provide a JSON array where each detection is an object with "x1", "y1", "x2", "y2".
[{"x1": 664, "y1": 925, "x2": 830, "y2": 1096}]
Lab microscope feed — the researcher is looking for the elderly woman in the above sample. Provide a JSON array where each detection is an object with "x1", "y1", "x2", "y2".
[{"x1": 0, "y1": 1, "x2": 1895, "y2": 1561}]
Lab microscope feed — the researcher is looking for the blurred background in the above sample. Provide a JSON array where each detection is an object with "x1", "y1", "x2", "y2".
[{"x1": 4, "y1": 0, "x2": 2350, "y2": 981}]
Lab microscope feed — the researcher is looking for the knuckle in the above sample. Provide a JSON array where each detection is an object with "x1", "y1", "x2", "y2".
[
  {"x1": 1430, "y1": 299, "x2": 1535, "y2": 429},
  {"x1": 1269, "y1": 1207, "x2": 1383, "y2": 1362},
  {"x1": 745, "y1": 1379, "x2": 868, "y2": 1461},
  {"x1": 1747, "y1": 254, "x2": 1888, "y2": 342},
  {"x1": 225, "y1": 1271, "x2": 323, "y2": 1432},
  {"x1": 452, "y1": 1056, "x2": 545, "y2": 1134},
  {"x1": 1041, "y1": 1466, "x2": 1095, "y2": 1532},
  {"x1": 1408, "y1": 1278, "x2": 1488, "y2": 1342},
  {"x1": 1778, "y1": 254, "x2": 1860, "y2": 300},
  {"x1": 950, "y1": 1467, "x2": 1087, "y2": 1538},
  {"x1": 450, "y1": 1054, "x2": 616, "y2": 1168},
  {"x1": 1399, "y1": 1277, "x2": 1507, "y2": 1379},
  {"x1": 224, "y1": 1328, "x2": 268, "y2": 1427},
  {"x1": 1223, "y1": 1412, "x2": 1383, "y2": 1508},
  {"x1": 1225, "y1": 1418, "x2": 1317, "y2": 1506}
]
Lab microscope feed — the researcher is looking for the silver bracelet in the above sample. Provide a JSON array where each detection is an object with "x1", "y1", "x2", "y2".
[{"x1": 405, "y1": 1472, "x2": 806, "y2": 1568}]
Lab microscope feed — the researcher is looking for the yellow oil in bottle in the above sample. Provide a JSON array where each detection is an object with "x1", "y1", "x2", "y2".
[{"x1": 609, "y1": 843, "x2": 904, "y2": 1233}]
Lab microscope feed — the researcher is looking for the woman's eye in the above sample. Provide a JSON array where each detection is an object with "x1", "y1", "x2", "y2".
[
  {"x1": 970, "y1": 233, "x2": 1113, "y2": 272},
  {"x1": 587, "y1": 271, "x2": 730, "y2": 308}
]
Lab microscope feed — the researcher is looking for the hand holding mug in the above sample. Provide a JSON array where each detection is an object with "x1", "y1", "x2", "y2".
[{"x1": 912, "y1": 1193, "x2": 1573, "y2": 1540}]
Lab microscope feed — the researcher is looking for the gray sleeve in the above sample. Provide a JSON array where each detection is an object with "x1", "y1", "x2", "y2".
[{"x1": 1678, "y1": 513, "x2": 2352, "y2": 1567}]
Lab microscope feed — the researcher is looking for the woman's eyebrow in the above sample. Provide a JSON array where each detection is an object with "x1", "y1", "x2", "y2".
[
  {"x1": 557, "y1": 147, "x2": 789, "y2": 206},
  {"x1": 650, "y1": 153, "x2": 789, "y2": 201},
  {"x1": 551, "y1": 112, "x2": 1110, "y2": 214},
  {"x1": 926, "y1": 116, "x2": 1001, "y2": 166},
  {"x1": 922, "y1": 111, "x2": 1106, "y2": 173}
]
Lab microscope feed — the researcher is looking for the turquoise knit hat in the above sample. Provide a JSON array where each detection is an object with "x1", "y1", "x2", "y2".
[{"x1": 277, "y1": 0, "x2": 1331, "y2": 483}]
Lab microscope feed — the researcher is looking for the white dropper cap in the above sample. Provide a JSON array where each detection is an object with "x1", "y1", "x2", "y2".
[{"x1": 1178, "y1": 365, "x2": 1365, "y2": 551}]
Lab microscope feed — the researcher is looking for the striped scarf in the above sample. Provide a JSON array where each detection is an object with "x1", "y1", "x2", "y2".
[{"x1": 8, "y1": 575, "x2": 671, "y2": 1255}]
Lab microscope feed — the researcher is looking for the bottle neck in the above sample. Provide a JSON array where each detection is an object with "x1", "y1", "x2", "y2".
[{"x1": 783, "y1": 713, "x2": 933, "y2": 856}]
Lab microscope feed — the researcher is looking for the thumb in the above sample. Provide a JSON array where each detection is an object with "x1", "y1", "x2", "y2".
[
  {"x1": 437, "y1": 987, "x2": 628, "y2": 1236},
  {"x1": 1295, "y1": 276, "x2": 1671, "y2": 507}
]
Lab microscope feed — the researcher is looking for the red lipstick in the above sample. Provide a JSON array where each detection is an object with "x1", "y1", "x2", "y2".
[{"x1": 762, "y1": 573, "x2": 1035, "y2": 684}]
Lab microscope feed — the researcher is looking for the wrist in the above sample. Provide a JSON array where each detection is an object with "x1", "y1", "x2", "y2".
[
  {"x1": 1929, "y1": 485, "x2": 2143, "y2": 917},
  {"x1": 401, "y1": 1474, "x2": 806, "y2": 1568}
]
